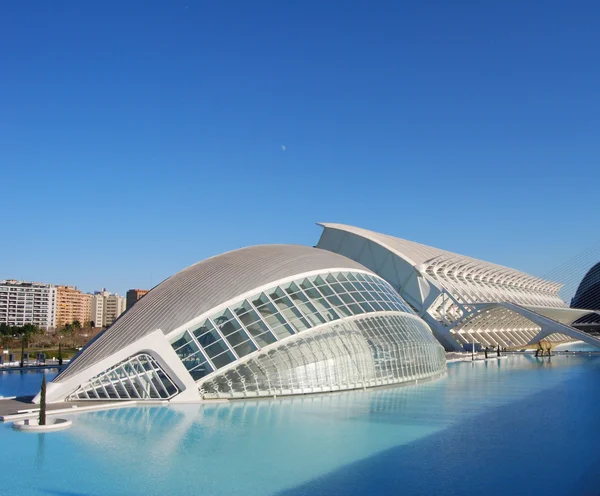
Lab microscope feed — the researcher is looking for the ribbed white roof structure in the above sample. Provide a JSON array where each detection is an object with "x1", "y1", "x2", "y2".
[
  {"x1": 317, "y1": 223, "x2": 600, "y2": 352},
  {"x1": 318, "y1": 223, "x2": 562, "y2": 297},
  {"x1": 57, "y1": 245, "x2": 367, "y2": 382}
]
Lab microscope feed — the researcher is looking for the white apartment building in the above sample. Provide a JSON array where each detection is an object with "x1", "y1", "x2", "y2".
[
  {"x1": 0, "y1": 280, "x2": 57, "y2": 329},
  {"x1": 90, "y1": 289, "x2": 126, "y2": 327}
]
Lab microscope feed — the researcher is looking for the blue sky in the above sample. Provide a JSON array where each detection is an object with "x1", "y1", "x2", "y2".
[{"x1": 1, "y1": 1, "x2": 599, "y2": 296}]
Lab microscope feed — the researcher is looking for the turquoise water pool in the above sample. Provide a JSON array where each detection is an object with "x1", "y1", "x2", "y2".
[
  {"x1": 0, "y1": 368, "x2": 58, "y2": 398},
  {"x1": 1, "y1": 354, "x2": 599, "y2": 496}
]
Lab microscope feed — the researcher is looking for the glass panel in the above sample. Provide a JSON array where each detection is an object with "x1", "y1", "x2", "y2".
[
  {"x1": 329, "y1": 281, "x2": 346, "y2": 295},
  {"x1": 172, "y1": 331, "x2": 199, "y2": 355},
  {"x1": 289, "y1": 290, "x2": 327, "y2": 326},
  {"x1": 254, "y1": 297, "x2": 290, "y2": 330},
  {"x1": 235, "y1": 301, "x2": 262, "y2": 326},
  {"x1": 233, "y1": 339, "x2": 257, "y2": 357},
  {"x1": 299, "y1": 278, "x2": 316, "y2": 291},
  {"x1": 252, "y1": 292, "x2": 271, "y2": 308},
  {"x1": 211, "y1": 350, "x2": 237, "y2": 368},
  {"x1": 312, "y1": 275, "x2": 329, "y2": 288},
  {"x1": 190, "y1": 363, "x2": 214, "y2": 381},
  {"x1": 68, "y1": 354, "x2": 179, "y2": 401},
  {"x1": 191, "y1": 319, "x2": 217, "y2": 340},
  {"x1": 171, "y1": 334, "x2": 191, "y2": 350},
  {"x1": 338, "y1": 293, "x2": 363, "y2": 314},
  {"x1": 369, "y1": 300, "x2": 385, "y2": 312},
  {"x1": 224, "y1": 329, "x2": 253, "y2": 348},
  {"x1": 211, "y1": 309, "x2": 240, "y2": 336},
  {"x1": 341, "y1": 282, "x2": 356, "y2": 293},
  {"x1": 268, "y1": 287, "x2": 286, "y2": 302},
  {"x1": 271, "y1": 292, "x2": 310, "y2": 332},
  {"x1": 302, "y1": 286, "x2": 340, "y2": 321},
  {"x1": 245, "y1": 319, "x2": 277, "y2": 347},
  {"x1": 178, "y1": 349, "x2": 206, "y2": 371},
  {"x1": 204, "y1": 339, "x2": 232, "y2": 359},
  {"x1": 270, "y1": 323, "x2": 295, "y2": 340}
]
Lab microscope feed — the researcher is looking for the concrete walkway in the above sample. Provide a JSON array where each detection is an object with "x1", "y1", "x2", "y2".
[{"x1": 0, "y1": 396, "x2": 137, "y2": 422}]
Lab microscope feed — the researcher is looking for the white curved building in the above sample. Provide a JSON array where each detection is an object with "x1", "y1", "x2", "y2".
[
  {"x1": 317, "y1": 224, "x2": 600, "y2": 351},
  {"x1": 40, "y1": 245, "x2": 446, "y2": 404}
]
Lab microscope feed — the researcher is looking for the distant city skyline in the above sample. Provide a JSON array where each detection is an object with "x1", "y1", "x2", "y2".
[{"x1": 1, "y1": 2, "x2": 599, "y2": 299}]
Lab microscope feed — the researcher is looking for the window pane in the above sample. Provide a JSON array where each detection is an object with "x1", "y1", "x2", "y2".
[
  {"x1": 255, "y1": 298, "x2": 290, "y2": 330},
  {"x1": 178, "y1": 349, "x2": 207, "y2": 371},
  {"x1": 236, "y1": 303, "x2": 262, "y2": 327},
  {"x1": 299, "y1": 278, "x2": 316, "y2": 291},
  {"x1": 204, "y1": 339, "x2": 231, "y2": 359},
  {"x1": 189, "y1": 363, "x2": 214, "y2": 381},
  {"x1": 211, "y1": 350, "x2": 237, "y2": 368},
  {"x1": 191, "y1": 320, "x2": 219, "y2": 342},
  {"x1": 245, "y1": 319, "x2": 277, "y2": 347},
  {"x1": 271, "y1": 292, "x2": 310, "y2": 332},
  {"x1": 233, "y1": 339, "x2": 257, "y2": 358},
  {"x1": 270, "y1": 323, "x2": 295, "y2": 340},
  {"x1": 303, "y1": 286, "x2": 340, "y2": 321},
  {"x1": 232, "y1": 300, "x2": 254, "y2": 320},
  {"x1": 341, "y1": 282, "x2": 356, "y2": 293},
  {"x1": 289, "y1": 291, "x2": 327, "y2": 325},
  {"x1": 171, "y1": 331, "x2": 199, "y2": 355}
]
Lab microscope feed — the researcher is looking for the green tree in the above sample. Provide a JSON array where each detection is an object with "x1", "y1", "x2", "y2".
[
  {"x1": 62, "y1": 323, "x2": 74, "y2": 347},
  {"x1": 72, "y1": 320, "x2": 82, "y2": 347},
  {"x1": 39, "y1": 375, "x2": 47, "y2": 426}
]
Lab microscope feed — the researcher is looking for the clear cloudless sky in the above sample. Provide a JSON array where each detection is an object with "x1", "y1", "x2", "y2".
[{"x1": 1, "y1": 1, "x2": 599, "y2": 296}]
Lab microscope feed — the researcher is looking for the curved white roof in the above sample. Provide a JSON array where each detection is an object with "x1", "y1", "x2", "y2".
[
  {"x1": 57, "y1": 245, "x2": 369, "y2": 381},
  {"x1": 318, "y1": 223, "x2": 561, "y2": 293},
  {"x1": 318, "y1": 223, "x2": 446, "y2": 267}
]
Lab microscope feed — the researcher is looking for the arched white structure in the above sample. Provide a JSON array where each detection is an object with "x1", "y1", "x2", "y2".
[
  {"x1": 317, "y1": 223, "x2": 600, "y2": 351},
  {"x1": 38, "y1": 245, "x2": 446, "y2": 404}
]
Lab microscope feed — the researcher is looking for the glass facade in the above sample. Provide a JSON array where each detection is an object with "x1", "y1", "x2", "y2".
[
  {"x1": 200, "y1": 313, "x2": 445, "y2": 398},
  {"x1": 168, "y1": 270, "x2": 445, "y2": 398},
  {"x1": 66, "y1": 270, "x2": 445, "y2": 403},
  {"x1": 68, "y1": 353, "x2": 179, "y2": 401},
  {"x1": 170, "y1": 271, "x2": 417, "y2": 380}
]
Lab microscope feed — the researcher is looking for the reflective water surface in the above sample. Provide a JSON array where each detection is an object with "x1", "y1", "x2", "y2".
[
  {"x1": 1, "y1": 354, "x2": 599, "y2": 496},
  {"x1": 0, "y1": 368, "x2": 58, "y2": 397}
]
